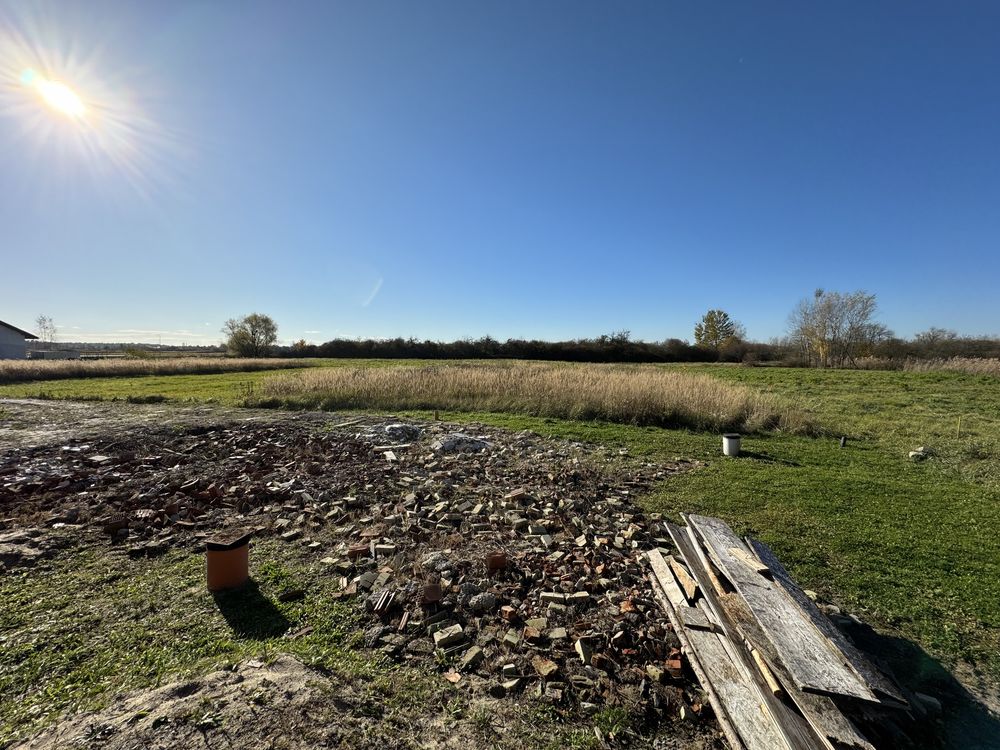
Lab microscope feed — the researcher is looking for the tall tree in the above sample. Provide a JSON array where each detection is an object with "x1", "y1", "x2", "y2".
[
  {"x1": 788, "y1": 289, "x2": 890, "y2": 367},
  {"x1": 34, "y1": 314, "x2": 56, "y2": 344},
  {"x1": 694, "y1": 310, "x2": 744, "y2": 349},
  {"x1": 223, "y1": 313, "x2": 278, "y2": 357}
]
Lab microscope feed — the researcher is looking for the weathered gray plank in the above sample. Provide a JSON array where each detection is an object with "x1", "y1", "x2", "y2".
[
  {"x1": 687, "y1": 514, "x2": 877, "y2": 703},
  {"x1": 746, "y1": 537, "x2": 908, "y2": 708},
  {"x1": 684, "y1": 607, "x2": 791, "y2": 750},
  {"x1": 717, "y1": 589, "x2": 877, "y2": 750},
  {"x1": 679, "y1": 604, "x2": 716, "y2": 631},
  {"x1": 669, "y1": 523, "x2": 829, "y2": 750},
  {"x1": 651, "y1": 548, "x2": 787, "y2": 750},
  {"x1": 647, "y1": 553, "x2": 748, "y2": 750}
]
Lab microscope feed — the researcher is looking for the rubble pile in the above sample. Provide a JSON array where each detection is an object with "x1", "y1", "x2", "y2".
[{"x1": 1, "y1": 414, "x2": 713, "y2": 729}]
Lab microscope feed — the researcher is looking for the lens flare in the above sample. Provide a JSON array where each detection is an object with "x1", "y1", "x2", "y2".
[
  {"x1": 1, "y1": 12, "x2": 189, "y2": 203},
  {"x1": 24, "y1": 70, "x2": 86, "y2": 118}
]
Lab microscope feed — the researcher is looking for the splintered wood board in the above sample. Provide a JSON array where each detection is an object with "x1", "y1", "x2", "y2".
[
  {"x1": 746, "y1": 536, "x2": 908, "y2": 708},
  {"x1": 647, "y1": 552, "x2": 748, "y2": 750},
  {"x1": 717, "y1": 591, "x2": 876, "y2": 750},
  {"x1": 686, "y1": 514, "x2": 877, "y2": 703},
  {"x1": 665, "y1": 526, "x2": 828, "y2": 750},
  {"x1": 667, "y1": 555, "x2": 699, "y2": 602}
]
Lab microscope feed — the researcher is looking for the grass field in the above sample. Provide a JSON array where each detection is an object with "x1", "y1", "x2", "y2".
[
  {"x1": 0, "y1": 357, "x2": 314, "y2": 385},
  {"x1": 2, "y1": 360, "x2": 999, "y2": 722},
  {"x1": 256, "y1": 362, "x2": 811, "y2": 433},
  {"x1": 0, "y1": 359, "x2": 419, "y2": 403},
  {"x1": 0, "y1": 535, "x2": 603, "y2": 749}
]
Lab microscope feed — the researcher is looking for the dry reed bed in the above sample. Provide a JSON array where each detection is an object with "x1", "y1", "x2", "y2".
[
  {"x1": 0, "y1": 358, "x2": 308, "y2": 385},
  {"x1": 855, "y1": 357, "x2": 1000, "y2": 377},
  {"x1": 259, "y1": 363, "x2": 812, "y2": 433},
  {"x1": 903, "y1": 357, "x2": 1000, "y2": 377}
]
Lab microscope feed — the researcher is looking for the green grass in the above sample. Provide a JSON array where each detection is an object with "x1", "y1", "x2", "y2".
[
  {"x1": 678, "y1": 364, "x2": 1000, "y2": 488},
  {"x1": 0, "y1": 359, "x2": 427, "y2": 405},
  {"x1": 0, "y1": 536, "x2": 375, "y2": 743},
  {"x1": 3, "y1": 360, "x2": 1000, "y2": 740}
]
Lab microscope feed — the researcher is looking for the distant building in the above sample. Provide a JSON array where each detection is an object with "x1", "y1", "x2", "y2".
[{"x1": 0, "y1": 320, "x2": 38, "y2": 359}]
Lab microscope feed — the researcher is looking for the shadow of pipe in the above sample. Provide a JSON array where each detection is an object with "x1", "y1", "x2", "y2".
[
  {"x1": 731, "y1": 450, "x2": 801, "y2": 467},
  {"x1": 212, "y1": 579, "x2": 291, "y2": 639}
]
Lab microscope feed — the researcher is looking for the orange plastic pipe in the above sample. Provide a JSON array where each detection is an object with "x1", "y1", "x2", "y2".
[{"x1": 206, "y1": 531, "x2": 251, "y2": 591}]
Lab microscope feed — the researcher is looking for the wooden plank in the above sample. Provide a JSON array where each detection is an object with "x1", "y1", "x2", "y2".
[
  {"x1": 647, "y1": 548, "x2": 687, "y2": 609},
  {"x1": 668, "y1": 524, "x2": 828, "y2": 750},
  {"x1": 729, "y1": 546, "x2": 771, "y2": 576},
  {"x1": 679, "y1": 604, "x2": 716, "y2": 631},
  {"x1": 718, "y1": 591, "x2": 876, "y2": 750},
  {"x1": 649, "y1": 551, "x2": 787, "y2": 750},
  {"x1": 687, "y1": 514, "x2": 877, "y2": 703},
  {"x1": 751, "y1": 648, "x2": 783, "y2": 696},
  {"x1": 667, "y1": 555, "x2": 699, "y2": 602},
  {"x1": 746, "y1": 537, "x2": 908, "y2": 708},
  {"x1": 646, "y1": 554, "x2": 747, "y2": 750},
  {"x1": 684, "y1": 608, "x2": 791, "y2": 750}
]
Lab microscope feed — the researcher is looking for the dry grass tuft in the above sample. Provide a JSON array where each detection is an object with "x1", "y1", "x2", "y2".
[
  {"x1": 0, "y1": 358, "x2": 308, "y2": 385},
  {"x1": 902, "y1": 357, "x2": 1000, "y2": 377},
  {"x1": 855, "y1": 357, "x2": 1000, "y2": 377},
  {"x1": 258, "y1": 362, "x2": 813, "y2": 433}
]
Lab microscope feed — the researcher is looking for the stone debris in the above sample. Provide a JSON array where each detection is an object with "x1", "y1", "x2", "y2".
[
  {"x1": 429, "y1": 433, "x2": 491, "y2": 454},
  {"x1": 0, "y1": 412, "x2": 707, "y2": 729}
]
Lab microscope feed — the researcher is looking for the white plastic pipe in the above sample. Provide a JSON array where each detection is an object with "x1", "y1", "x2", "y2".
[{"x1": 722, "y1": 433, "x2": 741, "y2": 457}]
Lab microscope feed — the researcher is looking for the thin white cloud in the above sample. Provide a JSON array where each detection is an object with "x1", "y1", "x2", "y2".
[
  {"x1": 304, "y1": 330, "x2": 321, "y2": 334},
  {"x1": 363, "y1": 277, "x2": 383, "y2": 307}
]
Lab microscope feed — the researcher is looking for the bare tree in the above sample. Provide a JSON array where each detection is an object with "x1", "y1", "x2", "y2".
[
  {"x1": 223, "y1": 313, "x2": 278, "y2": 357},
  {"x1": 35, "y1": 314, "x2": 57, "y2": 344},
  {"x1": 913, "y1": 327, "x2": 959, "y2": 358},
  {"x1": 788, "y1": 289, "x2": 891, "y2": 367}
]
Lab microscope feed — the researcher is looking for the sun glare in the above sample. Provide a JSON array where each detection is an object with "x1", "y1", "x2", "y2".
[
  {"x1": 3, "y1": 20, "x2": 184, "y2": 200},
  {"x1": 21, "y1": 68, "x2": 86, "y2": 118}
]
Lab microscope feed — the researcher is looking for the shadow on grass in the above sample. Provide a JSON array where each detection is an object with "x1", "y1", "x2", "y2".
[
  {"x1": 842, "y1": 618, "x2": 1000, "y2": 749},
  {"x1": 731, "y1": 450, "x2": 801, "y2": 467},
  {"x1": 212, "y1": 580, "x2": 291, "y2": 639}
]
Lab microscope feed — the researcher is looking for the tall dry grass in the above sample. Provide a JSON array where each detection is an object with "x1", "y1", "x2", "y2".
[
  {"x1": 0, "y1": 358, "x2": 308, "y2": 385},
  {"x1": 855, "y1": 357, "x2": 1000, "y2": 377},
  {"x1": 902, "y1": 357, "x2": 1000, "y2": 377},
  {"x1": 258, "y1": 362, "x2": 813, "y2": 433}
]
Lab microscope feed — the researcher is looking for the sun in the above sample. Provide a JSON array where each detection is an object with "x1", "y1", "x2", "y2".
[{"x1": 21, "y1": 68, "x2": 86, "y2": 118}]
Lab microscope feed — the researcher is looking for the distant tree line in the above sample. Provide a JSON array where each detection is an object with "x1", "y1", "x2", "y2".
[
  {"x1": 37, "y1": 296, "x2": 1000, "y2": 367},
  {"x1": 275, "y1": 330, "x2": 1000, "y2": 366},
  {"x1": 278, "y1": 332, "x2": 783, "y2": 364}
]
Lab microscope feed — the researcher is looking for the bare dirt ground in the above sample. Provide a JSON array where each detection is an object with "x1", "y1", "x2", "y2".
[
  {"x1": 1, "y1": 399, "x2": 720, "y2": 750},
  {"x1": 11, "y1": 652, "x2": 718, "y2": 750},
  {"x1": 0, "y1": 398, "x2": 298, "y2": 451}
]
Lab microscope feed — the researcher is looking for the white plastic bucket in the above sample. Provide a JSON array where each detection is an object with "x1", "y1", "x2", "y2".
[{"x1": 722, "y1": 433, "x2": 741, "y2": 457}]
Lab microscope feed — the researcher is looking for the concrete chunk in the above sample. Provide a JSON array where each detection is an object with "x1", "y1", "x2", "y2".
[{"x1": 433, "y1": 623, "x2": 466, "y2": 649}]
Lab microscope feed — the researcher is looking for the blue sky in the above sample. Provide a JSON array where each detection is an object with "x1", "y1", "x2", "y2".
[{"x1": 2, "y1": 1, "x2": 998, "y2": 345}]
